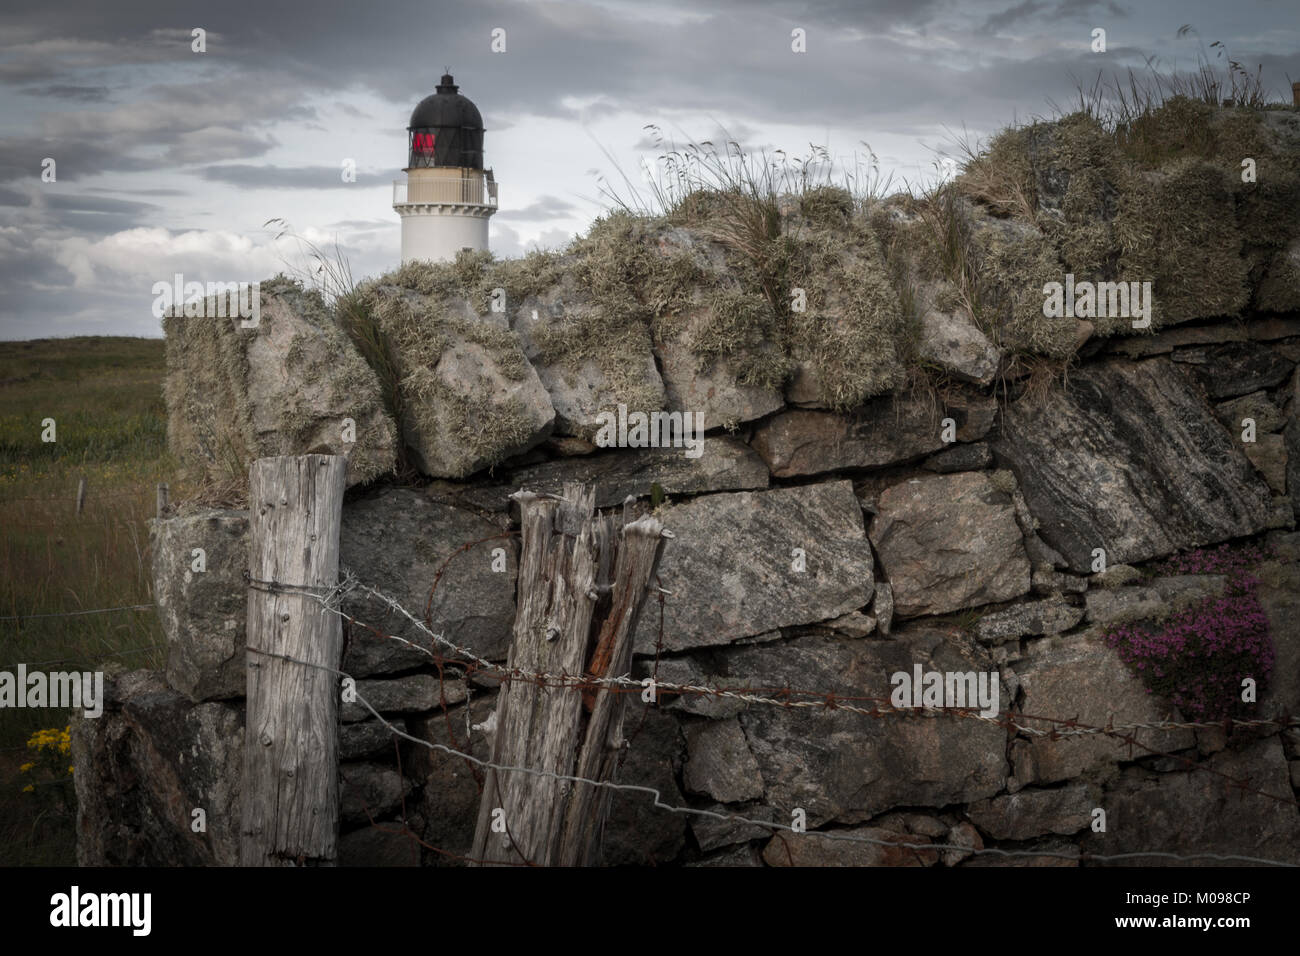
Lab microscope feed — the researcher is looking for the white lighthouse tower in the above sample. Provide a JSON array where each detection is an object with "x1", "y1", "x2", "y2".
[{"x1": 393, "y1": 73, "x2": 498, "y2": 263}]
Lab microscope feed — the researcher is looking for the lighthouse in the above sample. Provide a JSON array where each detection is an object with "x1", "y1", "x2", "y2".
[{"x1": 393, "y1": 74, "x2": 498, "y2": 263}]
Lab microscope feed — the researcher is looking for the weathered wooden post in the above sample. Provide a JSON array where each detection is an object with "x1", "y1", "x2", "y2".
[
  {"x1": 470, "y1": 482, "x2": 669, "y2": 866},
  {"x1": 240, "y1": 454, "x2": 346, "y2": 866},
  {"x1": 75, "y1": 476, "x2": 86, "y2": 516},
  {"x1": 155, "y1": 482, "x2": 169, "y2": 518}
]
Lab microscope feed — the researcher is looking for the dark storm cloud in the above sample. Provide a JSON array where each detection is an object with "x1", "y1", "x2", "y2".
[
  {"x1": 18, "y1": 84, "x2": 112, "y2": 101},
  {"x1": 199, "y1": 164, "x2": 387, "y2": 189}
]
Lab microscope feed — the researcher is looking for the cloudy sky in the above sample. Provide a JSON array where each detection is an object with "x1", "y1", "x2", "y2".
[{"x1": 1, "y1": 0, "x2": 1297, "y2": 339}]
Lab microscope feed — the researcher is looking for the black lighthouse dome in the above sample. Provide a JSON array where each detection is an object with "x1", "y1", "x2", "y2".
[{"x1": 406, "y1": 73, "x2": 485, "y2": 170}]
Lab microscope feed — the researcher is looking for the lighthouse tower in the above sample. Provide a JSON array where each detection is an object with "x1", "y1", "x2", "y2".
[{"x1": 393, "y1": 74, "x2": 498, "y2": 263}]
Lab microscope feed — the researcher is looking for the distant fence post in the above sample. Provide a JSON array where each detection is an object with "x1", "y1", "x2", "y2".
[
  {"x1": 240, "y1": 454, "x2": 346, "y2": 867},
  {"x1": 75, "y1": 477, "x2": 86, "y2": 516},
  {"x1": 470, "y1": 483, "x2": 669, "y2": 866},
  {"x1": 156, "y1": 482, "x2": 169, "y2": 518}
]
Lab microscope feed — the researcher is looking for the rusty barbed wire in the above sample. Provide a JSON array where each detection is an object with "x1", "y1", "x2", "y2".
[{"x1": 245, "y1": 644, "x2": 1300, "y2": 868}]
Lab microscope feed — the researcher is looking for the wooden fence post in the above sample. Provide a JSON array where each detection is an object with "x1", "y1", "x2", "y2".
[
  {"x1": 470, "y1": 483, "x2": 669, "y2": 866},
  {"x1": 240, "y1": 454, "x2": 346, "y2": 866},
  {"x1": 75, "y1": 477, "x2": 86, "y2": 516},
  {"x1": 156, "y1": 482, "x2": 169, "y2": 519}
]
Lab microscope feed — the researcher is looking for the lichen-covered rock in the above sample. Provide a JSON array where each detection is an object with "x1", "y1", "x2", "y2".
[
  {"x1": 510, "y1": 437, "x2": 769, "y2": 509},
  {"x1": 973, "y1": 596, "x2": 1083, "y2": 645},
  {"x1": 150, "y1": 509, "x2": 249, "y2": 702},
  {"x1": 358, "y1": 279, "x2": 554, "y2": 478},
  {"x1": 870, "y1": 473, "x2": 1030, "y2": 618},
  {"x1": 923, "y1": 442, "x2": 993, "y2": 474},
  {"x1": 631, "y1": 481, "x2": 874, "y2": 652},
  {"x1": 993, "y1": 357, "x2": 1274, "y2": 573},
  {"x1": 1173, "y1": 341, "x2": 1295, "y2": 399},
  {"x1": 1215, "y1": 391, "x2": 1287, "y2": 434},
  {"x1": 163, "y1": 276, "x2": 396, "y2": 488},
  {"x1": 72, "y1": 670, "x2": 243, "y2": 866},
  {"x1": 340, "y1": 488, "x2": 516, "y2": 674},
  {"x1": 917, "y1": 304, "x2": 1002, "y2": 385},
  {"x1": 340, "y1": 675, "x2": 461, "y2": 723},
  {"x1": 511, "y1": 266, "x2": 666, "y2": 437}
]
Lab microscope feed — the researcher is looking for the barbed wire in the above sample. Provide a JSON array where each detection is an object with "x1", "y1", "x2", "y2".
[{"x1": 246, "y1": 643, "x2": 1300, "y2": 868}]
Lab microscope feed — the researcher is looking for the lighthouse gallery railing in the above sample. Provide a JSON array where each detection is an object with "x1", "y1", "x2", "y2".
[{"x1": 393, "y1": 175, "x2": 498, "y2": 206}]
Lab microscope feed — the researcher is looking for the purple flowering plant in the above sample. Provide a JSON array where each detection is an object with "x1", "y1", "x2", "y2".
[{"x1": 1105, "y1": 543, "x2": 1275, "y2": 721}]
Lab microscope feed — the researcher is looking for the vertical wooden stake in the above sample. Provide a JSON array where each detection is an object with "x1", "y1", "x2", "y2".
[
  {"x1": 75, "y1": 477, "x2": 86, "y2": 516},
  {"x1": 240, "y1": 454, "x2": 346, "y2": 867},
  {"x1": 156, "y1": 482, "x2": 169, "y2": 519},
  {"x1": 470, "y1": 482, "x2": 667, "y2": 866}
]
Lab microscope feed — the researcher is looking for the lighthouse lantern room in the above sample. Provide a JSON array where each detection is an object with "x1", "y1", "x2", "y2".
[{"x1": 393, "y1": 73, "x2": 498, "y2": 263}]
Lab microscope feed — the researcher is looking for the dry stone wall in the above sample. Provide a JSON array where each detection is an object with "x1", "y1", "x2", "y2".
[{"x1": 74, "y1": 102, "x2": 1300, "y2": 866}]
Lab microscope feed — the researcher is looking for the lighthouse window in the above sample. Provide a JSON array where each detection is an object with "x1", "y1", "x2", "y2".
[{"x1": 413, "y1": 132, "x2": 436, "y2": 153}]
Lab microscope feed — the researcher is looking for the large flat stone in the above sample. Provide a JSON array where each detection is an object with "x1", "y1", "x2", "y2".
[
  {"x1": 510, "y1": 437, "x2": 769, "y2": 509},
  {"x1": 1009, "y1": 631, "x2": 1197, "y2": 787},
  {"x1": 340, "y1": 488, "x2": 517, "y2": 674},
  {"x1": 713, "y1": 630, "x2": 1009, "y2": 827},
  {"x1": 632, "y1": 482, "x2": 873, "y2": 652},
  {"x1": 1087, "y1": 737, "x2": 1300, "y2": 865},
  {"x1": 964, "y1": 783, "x2": 1098, "y2": 841},
  {"x1": 992, "y1": 357, "x2": 1275, "y2": 573},
  {"x1": 750, "y1": 394, "x2": 952, "y2": 478},
  {"x1": 870, "y1": 473, "x2": 1030, "y2": 618}
]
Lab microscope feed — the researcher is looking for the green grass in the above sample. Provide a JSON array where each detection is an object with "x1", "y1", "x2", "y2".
[{"x1": 0, "y1": 336, "x2": 175, "y2": 865}]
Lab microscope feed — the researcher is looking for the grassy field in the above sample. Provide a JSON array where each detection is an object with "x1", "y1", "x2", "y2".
[{"x1": 0, "y1": 336, "x2": 175, "y2": 864}]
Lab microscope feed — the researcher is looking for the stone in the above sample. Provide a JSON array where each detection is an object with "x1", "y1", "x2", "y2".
[
  {"x1": 1256, "y1": 557, "x2": 1300, "y2": 721},
  {"x1": 973, "y1": 597, "x2": 1084, "y2": 645},
  {"x1": 150, "y1": 509, "x2": 249, "y2": 702},
  {"x1": 1087, "y1": 737, "x2": 1300, "y2": 865},
  {"x1": 162, "y1": 279, "x2": 397, "y2": 488},
  {"x1": 1245, "y1": 434, "x2": 1289, "y2": 494},
  {"x1": 874, "y1": 581, "x2": 894, "y2": 636},
  {"x1": 602, "y1": 705, "x2": 689, "y2": 865},
  {"x1": 948, "y1": 391, "x2": 999, "y2": 442},
  {"x1": 338, "y1": 819, "x2": 423, "y2": 866},
  {"x1": 1174, "y1": 341, "x2": 1295, "y2": 399},
  {"x1": 918, "y1": 308, "x2": 1002, "y2": 385},
  {"x1": 340, "y1": 718, "x2": 408, "y2": 761},
  {"x1": 720, "y1": 630, "x2": 1009, "y2": 826},
  {"x1": 1094, "y1": 564, "x2": 1143, "y2": 588},
  {"x1": 655, "y1": 337, "x2": 785, "y2": 427},
  {"x1": 1009, "y1": 632, "x2": 1196, "y2": 787},
  {"x1": 340, "y1": 763, "x2": 413, "y2": 825},
  {"x1": 339, "y1": 488, "x2": 517, "y2": 674},
  {"x1": 509, "y1": 437, "x2": 769, "y2": 509},
  {"x1": 1288, "y1": 416, "x2": 1300, "y2": 517},
  {"x1": 750, "y1": 394, "x2": 949, "y2": 478},
  {"x1": 959, "y1": 840, "x2": 1079, "y2": 867},
  {"x1": 688, "y1": 844, "x2": 764, "y2": 866},
  {"x1": 943, "y1": 821, "x2": 984, "y2": 866},
  {"x1": 922, "y1": 442, "x2": 993, "y2": 473},
  {"x1": 965, "y1": 783, "x2": 1097, "y2": 840},
  {"x1": 72, "y1": 670, "x2": 243, "y2": 866},
  {"x1": 690, "y1": 805, "x2": 776, "y2": 852},
  {"x1": 682, "y1": 718, "x2": 765, "y2": 803},
  {"x1": 993, "y1": 358, "x2": 1275, "y2": 573},
  {"x1": 511, "y1": 272, "x2": 666, "y2": 437},
  {"x1": 1032, "y1": 569, "x2": 1090, "y2": 595},
  {"x1": 1147, "y1": 574, "x2": 1230, "y2": 611},
  {"x1": 1083, "y1": 586, "x2": 1165, "y2": 625},
  {"x1": 341, "y1": 675, "x2": 463, "y2": 723},
  {"x1": 1215, "y1": 391, "x2": 1286, "y2": 435},
  {"x1": 411, "y1": 695, "x2": 497, "y2": 865},
  {"x1": 639, "y1": 657, "x2": 747, "y2": 719},
  {"x1": 869, "y1": 473, "x2": 1030, "y2": 618},
  {"x1": 825, "y1": 610, "x2": 876, "y2": 637},
  {"x1": 1108, "y1": 323, "x2": 1249, "y2": 359},
  {"x1": 631, "y1": 482, "x2": 874, "y2": 653},
  {"x1": 761, "y1": 826, "x2": 938, "y2": 866}
]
